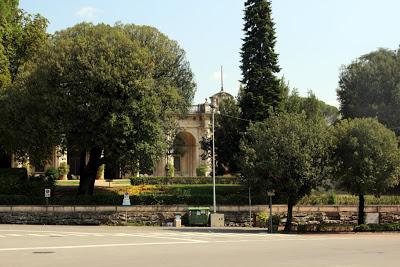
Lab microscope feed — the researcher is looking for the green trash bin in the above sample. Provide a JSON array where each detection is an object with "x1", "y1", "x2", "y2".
[{"x1": 188, "y1": 207, "x2": 211, "y2": 226}]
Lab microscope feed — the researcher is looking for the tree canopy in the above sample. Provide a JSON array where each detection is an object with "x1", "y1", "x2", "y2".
[
  {"x1": 200, "y1": 96, "x2": 242, "y2": 175},
  {"x1": 337, "y1": 48, "x2": 400, "y2": 133},
  {"x1": 0, "y1": 2, "x2": 47, "y2": 90},
  {"x1": 240, "y1": 112, "x2": 333, "y2": 231},
  {"x1": 285, "y1": 88, "x2": 339, "y2": 124},
  {"x1": 2, "y1": 23, "x2": 195, "y2": 195},
  {"x1": 0, "y1": 1, "x2": 48, "y2": 168},
  {"x1": 239, "y1": 0, "x2": 283, "y2": 123},
  {"x1": 332, "y1": 118, "x2": 400, "y2": 224}
]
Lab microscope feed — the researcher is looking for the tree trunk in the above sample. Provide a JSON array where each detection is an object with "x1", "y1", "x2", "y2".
[
  {"x1": 358, "y1": 194, "x2": 365, "y2": 225},
  {"x1": 284, "y1": 200, "x2": 294, "y2": 232},
  {"x1": 77, "y1": 147, "x2": 102, "y2": 195}
]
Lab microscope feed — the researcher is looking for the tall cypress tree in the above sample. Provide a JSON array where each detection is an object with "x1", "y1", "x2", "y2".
[{"x1": 239, "y1": 0, "x2": 282, "y2": 123}]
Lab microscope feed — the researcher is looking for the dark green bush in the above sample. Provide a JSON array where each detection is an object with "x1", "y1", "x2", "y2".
[
  {"x1": 354, "y1": 223, "x2": 400, "y2": 232},
  {"x1": 45, "y1": 168, "x2": 59, "y2": 182},
  {"x1": 0, "y1": 167, "x2": 56, "y2": 199},
  {"x1": 196, "y1": 164, "x2": 208, "y2": 176},
  {"x1": 0, "y1": 168, "x2": 28, "y2": 194}
]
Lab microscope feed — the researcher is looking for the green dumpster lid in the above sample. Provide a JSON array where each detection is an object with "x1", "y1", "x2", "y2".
[{"x1": 188, "y1": 207, "x2": 210, "y2": 211}]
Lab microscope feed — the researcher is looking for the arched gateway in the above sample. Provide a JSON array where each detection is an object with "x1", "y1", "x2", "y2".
[{"x1": 153, "y1": 89, "x2": 234, "y2": 177}]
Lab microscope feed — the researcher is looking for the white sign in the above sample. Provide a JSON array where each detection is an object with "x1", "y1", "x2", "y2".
[
  {"x1": 44, "y1": 188, "x2": 51, "y2": 198},
  {"x1": 122, "y1": 192, "x2": 131, "y2": 206},
  {"x1": 366, "y1": 213, "x2": 379, "y2": 224},
  {"x1": 267, "y1": 190, "x2": 275, "y2": 197}
]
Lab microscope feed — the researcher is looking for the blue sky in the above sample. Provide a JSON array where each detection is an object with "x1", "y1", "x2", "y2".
[{"x1": 20, "y1": 0, "x2": 400, "y2": 107}]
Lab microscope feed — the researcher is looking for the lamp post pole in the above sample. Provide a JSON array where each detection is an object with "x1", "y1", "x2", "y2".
[
  {"x1": 211, "y1": 103, "x2": 216, "y2": 213},
  {"x1": 267, "y1": 190, "x2": 275, "y2": 233}
]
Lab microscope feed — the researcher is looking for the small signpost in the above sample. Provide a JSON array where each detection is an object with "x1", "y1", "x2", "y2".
[
  {"x1": 267, "y1": 190, "x2": 275, "y2": 233},
  {"x1": 122, "y1": 192, "x2": 131, "y2": 206},
  {"x1": 45, "y1": 188, "x2": 51, "y2": 205},
  {"x1": 122, "y1": 192, "x2": 131, "y2": 224}
]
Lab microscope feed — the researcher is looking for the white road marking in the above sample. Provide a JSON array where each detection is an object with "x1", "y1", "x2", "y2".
[
  {"x1": 0, "y1": 240, "x2": 204, "y2": 252},
  {"x1": 0, "y1": 236, "x2": 332, "y2": 252},
  {"x1": 88, "y1": 233, "x2": 104, "y2": 237},
  {"x1": 27, "y1": 234, "x2": 47, "y2": 237},
  {"x1": 109, "y1": 233, "x2": 207, "y2": 243},
  {"x1": 0, "y1": 229, "x2": 352, "y2": 243}
]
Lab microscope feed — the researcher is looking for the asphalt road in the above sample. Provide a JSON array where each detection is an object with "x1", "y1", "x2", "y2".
[{"x1": 0, "y1": 225, "x2": 399, "y2": 267}]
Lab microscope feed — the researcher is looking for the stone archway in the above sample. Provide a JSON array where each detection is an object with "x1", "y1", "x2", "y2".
[{"x1": 173, "y1": 131, "x2": 197, "y2": 176}]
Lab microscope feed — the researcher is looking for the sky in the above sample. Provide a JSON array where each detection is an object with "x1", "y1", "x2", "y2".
[{"x1": 19, "y1": 0, "x2": 400, "y2": 107}]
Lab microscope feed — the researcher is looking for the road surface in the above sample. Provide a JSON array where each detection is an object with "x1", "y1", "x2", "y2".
[{"x1": 0, "y1": 225, "x2": 398, "y2": 267}]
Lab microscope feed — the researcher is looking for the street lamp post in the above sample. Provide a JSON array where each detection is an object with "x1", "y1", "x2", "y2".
[
  {"x1": 211, "y1": 103, "x2": 216, "y2": 213},
  {"x1": 267, "y1": 190, "x2": 275, "y2": 233}
]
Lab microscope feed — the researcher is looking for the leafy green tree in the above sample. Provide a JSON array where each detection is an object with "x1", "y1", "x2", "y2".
[
  {"x1": 285, "y1": 89, "x2": 339, "y2": 123},
  {"x1": 5, "y1": 23, "x2": 195, "y2": 195},
  {"x1": 239, "y1": 0, "x2": 283, "y2": 123},
  {"x1": 200, "y1": 97, "x2": 242, "y2": 175},
  {"x1": 332, "y1": 118, "x2": 400, "y2": 224},
  {"x1": 0, "y1": 0, "x2": 19, "y2": 21},
  {"x1": 337, "y1": 48, "x2": 400, "y2": 133},
  {"x1": 0, "y1": 4, "x2": 47, "y2": 89},
  {"x1": 240, "y1": 113, "x2": 333, "y2": 231},
  {"x1": 0, "y1": 1, "x2": 48, "y2": 167},
  {"x1": 120, "y1": 24, "x2": 195, "y2": 115}
]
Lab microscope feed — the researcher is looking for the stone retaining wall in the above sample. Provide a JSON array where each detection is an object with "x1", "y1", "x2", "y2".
[{"x1": 0, "y1": 205, "x2": 399, "y2": 227}]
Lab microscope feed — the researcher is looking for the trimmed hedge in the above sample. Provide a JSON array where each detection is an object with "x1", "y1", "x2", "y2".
[
  {"x1": 354, "y1": 223, "x2": 400, "y2": 232},
  {"x1": 0, "y1": 168, "x2": 56, "y2": 197},
  {"x1": 130, "y1": 176, "x2": 241, "y2": 185},
  {"x1": 0, "y1": 168, "x2": 28, "y2": 194}
]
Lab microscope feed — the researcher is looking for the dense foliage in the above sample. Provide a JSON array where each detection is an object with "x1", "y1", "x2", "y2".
[
  {"x1": 240, "y1": 112, "x2": 333, "y2": 231},
  {"x1": 1, "y1": 23, "x2": 195, "y2": 195},
  {"x1": 332, "y1": 118, "x2": 400, "y2": 224},
  {"x1": 337, "y1": 48, "x2": 400, "y2": 133},
  {"x1": 285, "y1": 89, "x2": 339, "y2": 123},
  {"x1": 239, "y1": 0, "x2": 283, "y2": 123},
  {"x1": 0, "y1": 0, "x2": 48, "y2": 167},
  {"x1": 200, "y1": 97, "x2": 242, "y2": 175},
  {"x1": 0, "y1": 0, "x2": 47, "y2": 90},
  {"x1": 354, "y1": 223, "x2": 400, "y2": 232}
]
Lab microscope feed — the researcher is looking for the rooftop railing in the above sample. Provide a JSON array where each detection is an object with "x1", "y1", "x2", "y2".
[{"x1": 188, "y1": 104, "x2": 211, "y2": 114}]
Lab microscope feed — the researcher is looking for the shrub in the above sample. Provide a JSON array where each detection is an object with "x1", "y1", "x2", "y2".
[
  {"x1": 166, "y1": 163, "x2": 174, "y2": 177},
  {"x1": 58, "y1": 162, "x2": 69, "y2": 176},
  {"x1": 354, "y1": 223, "x2": 400, "y2": 232},
  {"x1": 298, "y1": 191, "x2": 337, "y2": 205},
  {"x1": 20, "y1": 172, "x2": 57, "y2": 197},
  {"x1": 0, "y1": 168, "x2": 28, "y2": 194},
  {"x1": 257, "y1": 212, "x2": 280, "y2": 226},
  {"x1": 45, "y1": 168, "x2": 59, "y2": 182},
  {"x1": 196, "y1": 164, "x2": 209, "y2": 176}
]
